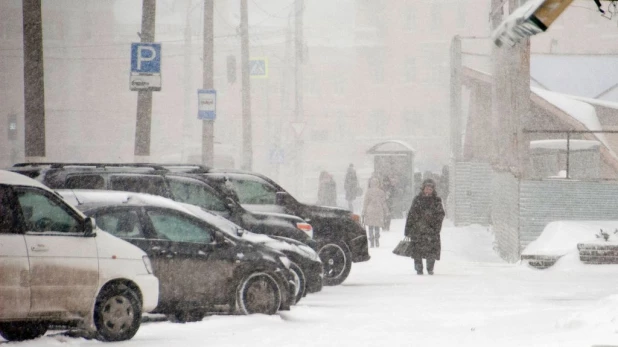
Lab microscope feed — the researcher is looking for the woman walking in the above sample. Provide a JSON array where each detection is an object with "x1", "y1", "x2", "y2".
[
  {"x1": 404, "y1": 179, "x2": 445, "y2": 275},
  {"x1": 362, "y1": 177, "x2": 388, "y2": 248}
]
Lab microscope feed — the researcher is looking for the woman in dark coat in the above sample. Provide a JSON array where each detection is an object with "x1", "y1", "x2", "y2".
[{"x1": 404, "y1": 179, "x2": 445, "y2": 275}]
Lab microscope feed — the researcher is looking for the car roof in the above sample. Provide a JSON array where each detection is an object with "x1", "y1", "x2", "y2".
[
  {"x1": 0, "y1": 169, "x2": 54, "y2": 191},
  {"x1": 57, "y1": 189, "x2": 193, "y2": 214}
]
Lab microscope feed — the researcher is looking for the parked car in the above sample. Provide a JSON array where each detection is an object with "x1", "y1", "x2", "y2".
[
  {"x1": 58, "y1": 189, "x2": 297, "y2": 321},
  {"x1": 9, "y1": 163, "x2": 315, "y2": 247},
  {"x1": 180, "y1": 202, "x2": 323, "y2": 301},
  {"x1": 171, "y1": 167, "x2": 371, "y2": 286},
  {"x1": 0, "y1": 170, "x2": 159, "y2": 342}
]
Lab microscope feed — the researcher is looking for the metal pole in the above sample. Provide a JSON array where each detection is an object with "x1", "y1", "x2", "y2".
[
  {"x1": 134, "y1": 0, "x2": 156, "y2": 161},
  {"x1": 22, "y1": 0, "x2": 46, "y2": 161},
  {"x1": 202, "y1": 0, "x2": 214, "y2": 166},
  {"x1": 450, "y1": 35, "x2": 462, "y2": 162},
  {"x1": 566, "y1": 131, "x2": 570, "y2": 179},
  {"x1": 240, "y1": 0, "x2": 252, "y2": 170},
  {"x1": 294, "y1": 0, "x2": 304, "y2": 195}
]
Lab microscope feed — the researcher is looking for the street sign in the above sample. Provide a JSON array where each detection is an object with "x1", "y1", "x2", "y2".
[
  {"x1": 130, "y1": 42, "x2": 162, "y2": 91},
  {"x1": 269, "y1": 147, "x2": 285, "y2": 164},
  {"x1": 249, "y1": 58, "x2": 268, "y2": 78},
  {"x1": 198, "y1": 89, "x2": 216, "y2": 120},
  {"x1": 291, "y1": 121, "x2": 306, "y2": 136}
]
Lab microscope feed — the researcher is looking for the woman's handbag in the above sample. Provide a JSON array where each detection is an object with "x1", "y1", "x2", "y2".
[{"x1": 392, "y1": 237, "x2": 413, "y2": 257}]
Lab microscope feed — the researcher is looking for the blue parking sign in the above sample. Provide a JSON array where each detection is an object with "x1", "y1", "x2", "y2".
[{"x1": 131, "y1": 43, "x2": 161, "y2": 73}]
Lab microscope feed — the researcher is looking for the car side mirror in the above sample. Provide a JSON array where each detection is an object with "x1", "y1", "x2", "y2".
[
  {"x1": 225, "y1": 197, "x2": 237, "y2": 209},
  {"x1": 83, "y1": 217, "x2": 97, "y2": 237},
  {"x1": 213, "y1": 231, "x2": 229, "y2": 246},
  {"x1": 275, "y1": 191, "x2": 292, "y2": 206}
]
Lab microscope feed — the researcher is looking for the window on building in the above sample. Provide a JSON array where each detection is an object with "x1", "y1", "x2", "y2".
[
  {"x1": 431, "y1": 4, "x2": 442, "y2": 31},
  {"x1": 405, "y1": 57, "x2": 416, "y2": 83},
  {"x1": 405, "y1": 6, "x2": 416, "y2": 31}
]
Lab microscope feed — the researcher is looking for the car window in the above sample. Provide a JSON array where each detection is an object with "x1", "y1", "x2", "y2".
[
  {"x1": 65, "y1": 174, "x2": 105, "y2": 189},
  {"x1": 94, "y1": 209, "x2": 144, "y2": 238},
  {"x1": 110, "y1": 175, "x2": 168, "y2": 197},
  {"x1": 227, "y1": 177, "x2": 277, "y2": 205},
  {"x1": 14, "y1": 187, "x2": 82, "y2": 233},
  {"x1": 146, "y1": 209, "x2": 212, "y2": 244},
  {"x1": 167, "y1": 177, "x2": 228, "y2": 212},
  {"x1": 0, "y1": 186, "x2": 18, "y2": 234}
]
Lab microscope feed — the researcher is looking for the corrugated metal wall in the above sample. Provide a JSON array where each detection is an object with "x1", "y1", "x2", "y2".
[
  {"x1": 453, "y1": 162, "x2": 618, "y2": 262},
  {"x1": 519, "y1": 180, "x2": 618, "y2": 249},
  {"x1": 453, "y1": 162, "x2": 493, "y2": 226},
  {"x1": 491, "y1": 172, "x2": 520, "y2": 262}
]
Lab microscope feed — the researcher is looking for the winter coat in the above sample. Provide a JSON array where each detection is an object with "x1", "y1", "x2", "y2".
[
  {"x1": 404, "y1": 194, "x2": 445, "y2": 260},
  {"x1": 344, "y1": 167, "x2": 359, "y2": 201},
  {"x1": 362, "y1": 184, "x2": 388, "y2": 228}
]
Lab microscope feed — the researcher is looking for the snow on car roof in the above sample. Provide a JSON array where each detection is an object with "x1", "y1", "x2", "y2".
[
  {"x1": 56, "y1": 189, "x2": 193, "y2": 214},
  {"x1": 0, "y1": 169, "x2": 52, "y2": 191}
]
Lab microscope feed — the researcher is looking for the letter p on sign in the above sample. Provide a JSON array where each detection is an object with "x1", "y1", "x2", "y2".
[{"x1": 131, "y1": 43, "x2": 161, "y2": 74}]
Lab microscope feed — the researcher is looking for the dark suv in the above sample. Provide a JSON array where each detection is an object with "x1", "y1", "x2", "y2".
[{"x1": 168, "y1": 166, "x2": 371, "y2": 286}]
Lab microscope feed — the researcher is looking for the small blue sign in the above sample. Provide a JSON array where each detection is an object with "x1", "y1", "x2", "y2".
[
  {"x1": 269, "y1": 147, "x2": 285, "y2": 164},
  {"x1": 131, "y1": 43, "x2": 161, "y2": 74},
  {"x1": 249, "y1": 58, "x2": 268, "y2": 78},
  {"x1": 198, "y1": 89, "x2": 216, "y2": 120}
]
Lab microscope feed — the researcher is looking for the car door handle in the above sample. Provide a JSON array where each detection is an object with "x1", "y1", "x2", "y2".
[{"x1": 30, "y1": 244, "x2": 48, "y2": 252}]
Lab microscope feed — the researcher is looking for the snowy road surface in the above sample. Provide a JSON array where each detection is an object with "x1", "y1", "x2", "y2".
[{"x1": 5, "y1": 219, "x2": 618, "y2": 347}]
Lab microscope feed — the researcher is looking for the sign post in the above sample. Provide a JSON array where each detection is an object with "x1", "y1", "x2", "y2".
[
  {"x1": 197, "y1": 89, "x2": 216, "y2": 120},
  {"x1": 130, "y1": 42, "x2": 162, "y2": 91}
]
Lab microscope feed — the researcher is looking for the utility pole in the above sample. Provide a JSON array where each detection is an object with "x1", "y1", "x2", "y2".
[
  {"x1": 450, "y1": 35, "x2": 462, "y2": 162},
  {"x1": 203, "y1": 0, "x2": 214, "y2": 166},
  {"x1": 240, "y1": 0, "x2": 252, "y2": 170},
  {"x1": 490, "y1": 0, "x2": 531, "y2": 175},
  {"x1": 294, "y1": 0, "x2": 304, "y2": 194},
  {"x1": 134, "y1": 0, "x2": 156, "y2": 161},
  {"x1": 22, "y1": 0, "x2": 46, "y2": 162}
]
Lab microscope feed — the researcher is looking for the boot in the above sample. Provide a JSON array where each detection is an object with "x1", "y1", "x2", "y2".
[{"x1": 375, "y1": 238, "x2": 380, "y2": 248}]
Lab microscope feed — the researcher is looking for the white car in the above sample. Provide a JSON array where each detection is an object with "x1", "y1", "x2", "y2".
[{"x1": 0, "y1": 170, "x2": 158, "y2": 342}]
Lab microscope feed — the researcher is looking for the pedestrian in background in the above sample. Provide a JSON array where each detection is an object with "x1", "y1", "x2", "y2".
[
  {"x1": 317, "y1": 171, "x2": 337, "y2": 207},
  {"x1": 362, "y1": 177, "x2": 388, "y2": 248},
  {"x1": 344, "y1": 163, "x2": 360, "y2": 212},
  {"x1": 404, "y1": 179, "x2": 445, "y2": 275},
  {"x1": 381, "y1": 174, "x2": 394, "y2": 231}
]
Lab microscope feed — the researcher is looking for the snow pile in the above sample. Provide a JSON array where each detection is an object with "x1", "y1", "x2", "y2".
[{"x1": 522, "y1": 221, "x2": 618, "y2": 256}]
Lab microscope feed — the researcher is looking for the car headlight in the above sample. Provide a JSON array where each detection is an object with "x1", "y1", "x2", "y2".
[
  {"x1": 278, "y1": 256, "x2": 291, "y2": 269},
  {"x1": 142, "y1": 255, "x2": 154, "y2": 274}
]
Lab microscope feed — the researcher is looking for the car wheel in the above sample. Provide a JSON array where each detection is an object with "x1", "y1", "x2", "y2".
[
  {"x1": 0, "y1": 321, "x2": 48, "y2": 341},
  {"x1": 94, "y1": 284, "x2": 142, "y2": 342},
  {"x1": 318, "y1": 242, "x2": 352, "y2": 286},
  {"x1": 289, "y1": 262, "x2": 307, "y2": 304},
  {"x1": 236, "y1": 272, "x2": 282, "y2": 315}
]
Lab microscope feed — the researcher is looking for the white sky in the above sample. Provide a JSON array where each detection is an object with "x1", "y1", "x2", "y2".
[{"x1": 8, "y1": 218, "x2": 618, "y2": 347}]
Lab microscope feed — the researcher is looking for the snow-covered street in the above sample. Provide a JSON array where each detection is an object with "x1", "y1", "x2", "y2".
[{"x1": 8, "y1": 219, "x2": 618, "y2": 347}]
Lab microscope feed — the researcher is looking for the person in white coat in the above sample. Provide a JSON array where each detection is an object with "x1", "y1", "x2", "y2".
[{"x1": 362, "y1": 177, "x2": 388, "y2": 248}]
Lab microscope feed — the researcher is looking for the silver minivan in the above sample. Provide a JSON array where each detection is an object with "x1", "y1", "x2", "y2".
[{"x1": 0, "y1": 170, "x2": 159, "y2": 342}]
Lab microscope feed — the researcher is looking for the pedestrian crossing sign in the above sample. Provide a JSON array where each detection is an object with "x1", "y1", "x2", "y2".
[{"x1": 249, "y1": 58, "x2": 268, "y2": 78}]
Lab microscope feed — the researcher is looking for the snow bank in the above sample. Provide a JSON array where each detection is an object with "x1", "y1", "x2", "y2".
[
  {"x1": 522, "y1": 220, "x2": 618, "y2": 256},
  {"x1": 530, "y1": 139, "x2": 600, "y2": 151}
]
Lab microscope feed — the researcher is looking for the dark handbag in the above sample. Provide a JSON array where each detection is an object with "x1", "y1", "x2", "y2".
[{"x1": 392, "y1": 237, "x2": 413, "y2": 257}]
